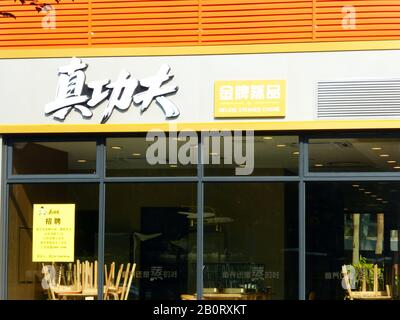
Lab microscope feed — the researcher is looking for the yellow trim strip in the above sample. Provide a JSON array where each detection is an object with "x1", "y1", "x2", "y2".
[
  {"x1": 1, "y1": 120, "x2": 400, "y2": 134},
  {"x1": 1, "y1": 40, "x2": 400, "y2": 59}
]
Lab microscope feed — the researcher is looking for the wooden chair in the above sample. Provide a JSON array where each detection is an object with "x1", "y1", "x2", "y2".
[
  {"x1": 104, "y1": 262, "x2": 120, "y2": 300},
  {"x1": 104, "y1": 262, "x2": 136, "y2": 300},
  {"x1": 81, "y1": 260, "x2": 97, "y2": 295},
  {"x1": 342, "y1": 265, "x2": 392, "y2": 300},
  {"x1": 122, "y1": 263, "x2": 136, "y2": 300},
  {"x1": 53, "y1": 260, "x2": 135, "y2": 300},
  {"x1": 119, "y1": 263, "x2": 136, "y2": 300},
  {"x1": 103, "y1": 262, "x2": 115, "y2": 299}
]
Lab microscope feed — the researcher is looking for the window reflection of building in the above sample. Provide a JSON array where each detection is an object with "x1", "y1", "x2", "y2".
[
  {"x1": 204, "y1": 183, "x2": 298, "y2": 299},
  {"x1": 307, "y1": 183, "x2": 400, "y2": 300}
]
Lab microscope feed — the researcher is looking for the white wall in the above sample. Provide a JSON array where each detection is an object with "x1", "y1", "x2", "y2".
[{"x1": 0, "y1": 50, "x2": 399, "y2": 124}]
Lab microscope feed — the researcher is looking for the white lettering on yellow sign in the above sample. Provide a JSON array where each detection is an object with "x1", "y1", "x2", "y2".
[{"x1": 214, "y1": 80, "x2": 286, "y2": 118}]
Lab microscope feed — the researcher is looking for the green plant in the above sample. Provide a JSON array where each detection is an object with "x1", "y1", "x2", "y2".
[{"x1": 352, "y1": 256, "x2": 383, "y2": 291}]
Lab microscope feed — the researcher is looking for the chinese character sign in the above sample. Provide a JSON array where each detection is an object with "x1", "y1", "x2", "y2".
[
  {"x1": 32, "y1": 204, "x2": 75, "y2": 262},
  {"x1": 214, "y1": 80, "x2": 286, "y2": 118},
  {"x1": 44, "y1": 57, "x2": 91, "y2": 120},
  {"x1": 45, "y1": 57, "x2": 180, "y2": 123}
]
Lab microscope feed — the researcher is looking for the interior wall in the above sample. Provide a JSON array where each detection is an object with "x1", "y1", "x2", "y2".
[
  {"x1": 13, "y1": 143, "x2": 68, "y2": 175},
  {"x1": 105, "y1": 184, "x2": 197, "y2": 233},
  {"x1": 7, "y1": 145, "x2": 68, "y2": 300}
]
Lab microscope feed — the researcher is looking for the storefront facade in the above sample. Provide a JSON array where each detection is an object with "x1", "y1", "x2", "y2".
[
  {"x1": 0, "y1": 47, "x2": 400, "y2": 300},
  {"x1": 1, "y1": 0, "x2": 400, "y2": 301}
]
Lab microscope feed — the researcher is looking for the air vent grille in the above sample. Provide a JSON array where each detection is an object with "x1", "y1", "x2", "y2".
[{"x1": 317, "y1": 80, "x2": 400, "y2": 119}]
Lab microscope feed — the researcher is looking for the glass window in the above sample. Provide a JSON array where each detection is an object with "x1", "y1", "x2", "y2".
[
  {"x1": 12, "y1": 141, "x2": 97, "y2": 175},
  {"x1": 106, "y1": 136, "x2": 197, "y2": 177},
  {"x1": 307, "y1": 182, "x2": 398, "y2": 300},
  {"x1": 203, "y1": 183, "x2": 298, "y2": 300},
  {"x1": 105, "y1": 183, "x2": 197, "y2": 300},
  {"x1": 309, "y1": 137, "x2": 400, "y2": 172},
  {"x1": 204, "y1": 134, "x2": 299, "y2": 176},
  {"x1": 7, "y1": 183, "x2": 99, "y2": 300}
]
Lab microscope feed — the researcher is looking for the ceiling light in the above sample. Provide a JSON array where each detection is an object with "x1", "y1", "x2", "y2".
[
  {"x1": 365, "y1": 191, "x2": 371, "y2": 194},
  {"x1": 371, "y1": 147, "x2": 382, "y2": 150},
  {"x1": 132, "y1": 153, "x2": 141, "y2": 156},
  {"x1": 359, "y1": 188, "x2": 365, "y2": 191},
  {"x1": 314, "y1": 164, "x2": 324, "y2": 167},
  {"x1": 387, "y1": 160, "x2": 397, "y2": 164},
  {"x1": 352, "y1": 184, "x2": 359, "y2": 188},
  {"x1": 394, "y1": 166, "x2": 400, "y2": 169},
  {"x1": 380, "y1": 154, "x2": 390, "y2": 157},
  {"x1": 371, "y1": 195, "x2": 377, "y2": 198},
  {"x1": 263, "y1": 137, "x2": 273, "y2": 140},
  {"x1": 292, "y1": 151, "x2": 299, "y2": 155},
  {"x1": 111, "y1": 146, "x2": 122, "y2": 150},
  {"x1": 276, "y1": 144, "x2": 286, "y2": 147},
  {"x1": 377, "y1": 198, "x2": 383, "y2": 201},
  {"x1": 77, "y1": 159, "x2": 87, "y2": 163},
  {"x1": 170, "y1": 164, "x2": 177, "y2": 168}
]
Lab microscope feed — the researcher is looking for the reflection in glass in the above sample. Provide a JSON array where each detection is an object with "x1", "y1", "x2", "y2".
[
  {"x1": 204, "y1": 134, "x2": 299, "y2": 176},
  {"x1": 12, "y1": 141, "x2": 97, "y2": 175},
  {"x1": 105, "y1": 183, "x2": 197, "y2": 300},
  {"x1": 106, "y1": 136, "x2": 197, "y2": 177},
  {"x1": 203, "y1": 183, "x2": 298, "y2": 300},
  {"x1": 307, "y1": 182, "x2": 400, "y2": 300},
  {"x1": 7, "y1": 184, "x2": 99, "y2": 300},
  {"x1": 309, "y1": 138, "x2": 400, "y2": 172}
]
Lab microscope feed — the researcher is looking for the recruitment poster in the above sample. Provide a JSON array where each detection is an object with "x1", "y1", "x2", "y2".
[{"x1": 32, "y1": 204, "x2": 75, "y2": 262}]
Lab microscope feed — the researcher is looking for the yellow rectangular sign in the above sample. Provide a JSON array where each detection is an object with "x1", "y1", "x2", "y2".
[
  {"x1": 214, "y1": 80, "x2": 286, "y2": 118},
  {"x1": 32, "y1": 204, "x2": 75, "y2": 262}
]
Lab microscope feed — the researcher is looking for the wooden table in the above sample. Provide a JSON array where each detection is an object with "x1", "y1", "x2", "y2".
[
  {"x1": 53, "y1": 288, "x2": 98, "y2": 300},
  {"x1": 347, "y1": 291, "x2": 392, "y2": 300},
  {"x1": 54, "y1": 287, "x2": 123, "y2": 300},
  {"x1": 192, "y1": 292, "x2": 271, "y2": 300},
  {"x1": 56, "y1": 291, "x2": 98, "y2": 300}
]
